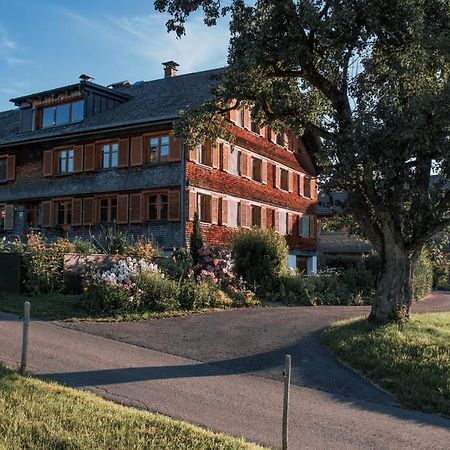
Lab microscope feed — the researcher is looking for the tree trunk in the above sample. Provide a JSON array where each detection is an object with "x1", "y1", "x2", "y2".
[{"x1": 369, "y1": 240, "x2": 416, "y2": 323}]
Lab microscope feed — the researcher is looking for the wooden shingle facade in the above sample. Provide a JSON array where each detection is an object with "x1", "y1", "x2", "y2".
[{"x1": 0, "y1": 65, "x2": 318, "y2": 271}]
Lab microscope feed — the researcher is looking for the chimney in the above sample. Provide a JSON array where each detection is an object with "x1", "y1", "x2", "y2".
[{"x1": 162, "y1": 60, "x2": 179, "y2": 78}]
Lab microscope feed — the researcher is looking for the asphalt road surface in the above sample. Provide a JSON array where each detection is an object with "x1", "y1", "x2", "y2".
[{"x1": 1, "y1": 292, "x2": 449, "y2": 449}]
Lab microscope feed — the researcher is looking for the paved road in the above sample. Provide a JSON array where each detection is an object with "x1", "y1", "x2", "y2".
[{"x1": 0, "y1": 292, "x2": 449, "y2": 449}]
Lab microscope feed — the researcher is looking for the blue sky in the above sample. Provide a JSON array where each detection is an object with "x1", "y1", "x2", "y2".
[{"x1": 0, "y1": 0, "x2": 230, "y2": 111}]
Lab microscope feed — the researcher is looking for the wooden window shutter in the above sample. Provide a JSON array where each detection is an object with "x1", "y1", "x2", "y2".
[
  {"x1": 188, "y1": 191, "x2": 197, "y2": 220},
  {"x1": 84, "y1": 143, "x2": 96, "y2": 171},
  {"x1": 229, "y1": 104, "x2": 238, "y2": 124},
  {"x1": 310, "y1": 216, "x2": 315, "y2": 238},
  {"x1": 118, "y1": 138, "x2": 130, "y2": 168},
  {"x1": 43, "y1": 150, "x2": 53, "y2": 176},
  {"x1": 4, "y1": 205, "x2": 14, "y2": 230},
  {"x1": 243, "y1": 108, "x2": 251, "y2": 129},
  {"x1": 289, "y1": 171, "x2": 294, "y2": 192},
  {"x1": 299, "y1": 174, "x2": 304, "y2": 196},
  {"x1": 188, "y1": 146, "x2": 198, "y2": 162},
  {"x1": 220, "y1": 198, "x2": 228, "y2": 226},
  {"x1": 168, "y1": 191, "x2": 181, "y2": 221},
  {"x1": 222, "y1": 143, "x2": 230, "y2": 172},
  {"x1": 73, "y1": 145, "x2": 84, "y2": 173},
  {"x1": 275, "y1": 166, "x2": 280, "y2": 189},
  {"x1": 274, "y1": 210, "x2": 280, "y2": 232},
  {"x1": 211, "y1": 196, "x2": 219, "y2": 224},
  {"x1": 260, "y1": 126, "x2": 267, "y2": 138},
  {"x1": 246, "y1": 154, "x2": 252, "y2": 178},
  {"x1": 261, "y1": 160, "x2": 268, "y2": 184},
  {"x1": 83, "y1": 197, "x2": 95, "y2": 225},
  {"x1": 261, "y1": 207, "x2": 266, "y2": 228},
  {"x1": 212, "y1": 143, "x2": 220, "y2": 169},
  {"x1": 117, "y1": 194, "x2": 129, "y2": 224},
  {"x1": 240, "y1": 201, "x2": 247, "y2": 228},
  {"x1": 311, "y1": 178, "x2": 317, "y2": 200},
  {"x1": 6, "y1": 155, "x2": 15, "y2": 181},
  {"x1": 169, "y1": 136, "x2": 182, "y2": 162},
  {"x1": 270, "y1": 129, "x2": 277, "y2": 144},
  {"x1": 71, "y1": 198, "x2": 82, "y2": 226},
  {"x1": 129, "y1": 193, "x2": 143, "y2": 223},
  {"x1": 287, "y1": 213, "x2": 294, "y2": 235},
  {"x1": 240, "y1": 152, "x2": 248, "y2": 177},
  {"x1": 130, "y1": 136, "x2": 143, "y2": 167},
  {"x1": 41, "y1": 201, "x2": 52, "y2": 228}
]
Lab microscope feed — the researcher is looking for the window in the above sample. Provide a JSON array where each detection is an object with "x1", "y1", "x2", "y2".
[
  {"x1": 41, "y1": 100, "x2": 84, "y2": 128},
  {"x1": 55, "y1": 201, "x2": 72, "y2": 226},
  {"x1": 198, "y1": 194, "x2": 212, "y2": 223},
  {"x1": 250, "y1": 119, "x2": 260, "y2": 134},
  {"x1": 0, "y1": 158, "x2": 6, "y2": 182},
  {"x1": 57, "y1": 148, "x2": 74, "y2": 174},
  {"x1": 148, "y1": 135, "x2": 170, "y2": 164},
  {"x1": 277, "y1": 131, "x2": 285, "y2": 146},
  {"x1": 280, "y1": 168, "x2": 289, "y2": 191},
  {"x1": 26, "y1": 204, "x2": 39, "y2": 228},
  {"x1": 251, "y1": 205, "x2": 262, "y2": 227},
  {"x1": 301, "y1": 215, "x2": 311, "y2": 238},
  {"x1": 199, "y1": 142, "x2": 212, "y2": 167},
  {"x1": 102, "y1": 143, "x2": 119, "y2": 169},
  {"x1": 252, "y1": 158, "x2": 262, "y2": 182},
  {"x1": 237, "y1": 202, "x2": 241, "y2": 227},
  {"x1": 100, "y1": 198, "x2": 117, "y2": 223},
  {"x1": 219, "y1": 143, "x2": 224, "y2": 171},
  {"x1": 148, "y1": 193, "x2": 169, "y2": 221},
  {"x1": 303, "y1": 177, "x2": 312, "y2": 198}
]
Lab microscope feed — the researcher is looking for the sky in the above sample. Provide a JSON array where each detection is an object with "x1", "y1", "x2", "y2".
[{"x1": 0, "y1": 0, "x2": 230, "y2": 111}]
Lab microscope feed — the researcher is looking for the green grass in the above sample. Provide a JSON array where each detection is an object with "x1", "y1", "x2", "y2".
[
  {"x1": 322, "y1": 313, "x2": 450, "y2": 416},
  {"x1": 0, "y1": 292, "x2": 236, "y2": 322},
  {"x1": 0, "y1": 364, "x2": 265, "y2": 450}
]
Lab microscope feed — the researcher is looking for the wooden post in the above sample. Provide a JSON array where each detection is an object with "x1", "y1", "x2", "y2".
[
  {"x1": 19, "y1": 301, "x2": 30, "y2": 375},
  {"x1": 282, "y1": 354, "x2": 291, "y2": 450}
]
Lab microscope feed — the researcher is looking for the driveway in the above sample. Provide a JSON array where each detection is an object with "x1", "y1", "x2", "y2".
[
  {"x1": 60, "y1": 291, "x2": 450, "y2": 404},
  {"x1": 0, "y1": 291, "x2": 449, "y2": 449}
]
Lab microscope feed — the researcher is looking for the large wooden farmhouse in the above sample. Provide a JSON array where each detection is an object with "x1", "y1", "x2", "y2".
[{"x1": 0, "y1": 62, "x2": 318, "y2": 272}]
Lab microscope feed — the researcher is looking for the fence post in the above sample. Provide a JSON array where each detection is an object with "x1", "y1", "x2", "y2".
[
  {"x1": 282, "y1": 354, "x2": 291, "y2": 450},
  {"x1": 19, "y1": 301, "x2": 30, "y2": 375}
]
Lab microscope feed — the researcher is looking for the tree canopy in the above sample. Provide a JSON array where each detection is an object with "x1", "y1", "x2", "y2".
[{"x1": 155, "y1": 0, "x2": 450, "y2": 322}]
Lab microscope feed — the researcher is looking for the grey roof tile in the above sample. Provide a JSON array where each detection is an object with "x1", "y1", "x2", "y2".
[{"x1": 0, "y1": 68, "x2": 224, "y2": 146}]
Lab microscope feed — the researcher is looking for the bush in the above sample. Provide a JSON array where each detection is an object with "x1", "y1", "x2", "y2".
[
  {"x1": 72, "y1": 237, "x2": 98, "y2": 255},
  {"x1": 133, "y1": 271, "x2": 180, "y2": 312},
  {"x1": 413, "y1": 248, "x2": 434, "y2": 300},
  {"x1": 94, "y1": 226, "x2": 130, "y2": 255},
  {"x1": 21, "y1": 233, "x2": 76, "y2": 295},
  {"x1": 166, "y1": 248, "x2": 194, "y2": 282},
  {"x1": 231, "y1": 227, "x2": 289, "y2": 292},
  {"x1": 190, "y1": 212, "x2": 203, "y2": 265},
  {"x1": 178, "y1": 279, "x2": 221, "y2": 310}
]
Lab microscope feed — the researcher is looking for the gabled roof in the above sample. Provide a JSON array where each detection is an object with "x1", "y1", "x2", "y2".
[{"x1": 0, "y1": 68, "x2": 224, "y2": 147}]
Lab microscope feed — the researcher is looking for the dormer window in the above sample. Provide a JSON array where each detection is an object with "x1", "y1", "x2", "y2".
[{"x1": 41, "y1": 99, "x2": 84, "y2": 128}]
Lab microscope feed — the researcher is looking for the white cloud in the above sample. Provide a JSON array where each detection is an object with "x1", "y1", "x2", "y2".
[{"x1": 60, "y1": 8, "x2": 229, "y2": 78}]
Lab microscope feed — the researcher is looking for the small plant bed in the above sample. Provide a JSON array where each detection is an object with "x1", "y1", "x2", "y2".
[
  {"x1": 0, "y1": 292, "x2": 241, "y2": 322},
  {"x1": 322, "y1": 313, "x2": 450, "y2": 416},
  {"x1": 0, "y1": 364, "x2": 264, "y2": 450}
]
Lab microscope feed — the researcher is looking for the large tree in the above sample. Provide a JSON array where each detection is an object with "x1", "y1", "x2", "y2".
[{"x1": 155, "y1": 0, "x2": 450, "y2": 322}]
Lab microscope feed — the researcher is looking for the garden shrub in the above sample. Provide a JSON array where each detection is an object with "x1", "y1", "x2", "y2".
[
  {"x1": 21, "y1": 233, "x2": 76, "y2": 295},
  {"x1": 72, "y1": 237, "x2": 98, "y2": 255},
  {"x1": 166, "y1": 247, "x2": 194, "y2": 282},
  {"x1": 231, "y1": 227, "x2": 289, "y2": 292},
  {"x1": 413, "y1": 248, "x2": 434, "y2": 300},
  {"x1": 94, "y1": 226, "x2": 130, "y2": 255},
  {"x1": 194, "y1": 245, "x2": 234, "y2": 287},
  {"x1": 190, "y1": 212, "x2": 203, "y2": 264},
  {"x1": 133, "y1": 271, "x2": 180, "y2": 312},
  {"x1": 178, "y1": 279, "x2": 221, "y2": 310}
]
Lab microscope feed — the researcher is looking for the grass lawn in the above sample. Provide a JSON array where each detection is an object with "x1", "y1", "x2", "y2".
[
  {"x1": 0, "y1": 292, "x2": 233, "y2": 322},
  {"x1": 0, "y1": 364, "x2": 264, "y2": 450},
  {"x1": 322, "y1": 313, "x2": 450, "y2": 416}
]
